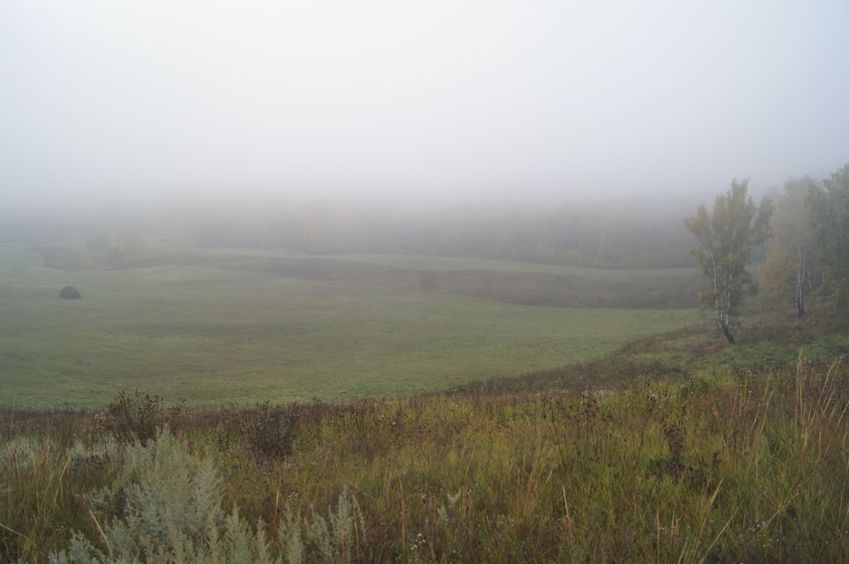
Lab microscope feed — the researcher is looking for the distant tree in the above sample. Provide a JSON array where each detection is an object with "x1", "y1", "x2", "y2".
[
  {"x1": 684, "y1": 180, "x2": 773, "y2": 343},
  {"x1": 86, "y1": 232, "x2": 110, "y2": 260},
  {"x1": 109, "y1": 230, "x2": 146, "y2": 266},
  {"x1": 808, "y1": 164, "x2": 849, "y2": 304},
  {"x1": 761, "y1": 177, "x2": 822, "y2": 317}
]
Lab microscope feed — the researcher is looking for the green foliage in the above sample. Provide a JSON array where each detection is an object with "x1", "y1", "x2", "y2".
[
  {"x1": 685, "y1": 179, "x2": 773, "y2": 343},
  {"x1": 809, "y1": 164, "x2": 849, "y2": 303},
  {"x1": 761, "y1": 177, "x2": 822, "y2": 317}
]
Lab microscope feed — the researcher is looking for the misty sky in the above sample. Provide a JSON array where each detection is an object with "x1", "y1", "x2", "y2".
[{"x1": 2, "y1": 0, "x2": 849, "y2": 207}]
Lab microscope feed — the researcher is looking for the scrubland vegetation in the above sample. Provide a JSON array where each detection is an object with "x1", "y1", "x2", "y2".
[{"x1": 3, "y1": 316, "x2": 849, "y2": 561}]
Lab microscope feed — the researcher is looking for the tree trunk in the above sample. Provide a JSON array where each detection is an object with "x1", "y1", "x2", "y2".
[
  {"x1": 796, "y1": 248, "x2": 806, "y2": 319},
  {"x1": 717, "y1": 314, "x2": 736, "y2": 344},
  {"x1": 721, "y1": 324, "x2": 735, "y2": 344}
]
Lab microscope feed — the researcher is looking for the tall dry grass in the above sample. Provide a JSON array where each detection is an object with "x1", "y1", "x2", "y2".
[{"x1": 2, "y1": 352, "x2": 848, "y2": 562}]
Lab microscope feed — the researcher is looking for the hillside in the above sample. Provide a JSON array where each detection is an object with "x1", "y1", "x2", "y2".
[{"x1": 2, "y1": 307, "x2": 848, "y2": 561}]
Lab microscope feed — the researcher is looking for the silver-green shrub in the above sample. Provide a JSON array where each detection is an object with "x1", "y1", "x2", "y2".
[{"x1": 49, "y1": 430, "x2": 365, "y2": 563}]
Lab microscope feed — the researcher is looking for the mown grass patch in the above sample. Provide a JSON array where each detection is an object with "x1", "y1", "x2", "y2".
[{"x1": 0, "y1": 244, "x2": 698, "y2": 408}]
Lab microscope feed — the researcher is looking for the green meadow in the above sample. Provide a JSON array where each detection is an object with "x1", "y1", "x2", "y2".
[{"x1": 0, "y1": 243, "x2": 698, "y2": 408}]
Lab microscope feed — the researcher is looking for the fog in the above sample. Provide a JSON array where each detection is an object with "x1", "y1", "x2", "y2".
[{"x1": 2, "y1": 0, "x2": 849, "y2": 211}]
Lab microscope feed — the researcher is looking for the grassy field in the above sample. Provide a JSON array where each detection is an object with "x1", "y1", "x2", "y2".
[{"x1": 0, "y1": 243, "x2": 699, "y2": 408}]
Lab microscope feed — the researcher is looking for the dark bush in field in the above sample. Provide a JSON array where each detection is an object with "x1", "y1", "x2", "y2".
[
  {"x1": 99, "y1": 390, "x2": 184, "y2": 444},
  {"x1": 236, "y1": 402, "x2": 299, "y2": 459},
  {"x1": 217, "y1": 400, "x2": 361, "y2": 460},
  {"x1": 59, "y1": 285, "x2": 81, "y2": 299}
]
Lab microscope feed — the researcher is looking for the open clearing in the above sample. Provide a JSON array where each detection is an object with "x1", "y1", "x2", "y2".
[{"x1": 0, "y1": 243, "x2": 699, "y2": 407}]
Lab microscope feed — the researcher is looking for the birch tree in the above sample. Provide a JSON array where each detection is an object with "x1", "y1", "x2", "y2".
[
  {"x1": 761, "y1": 177, "x2": 822, "y2": 318},
  {"x1": 685, "y1": 180, "x2": 772, "y2": 343},
  {"x1": 808, "y1": 164, "x2": 849, "y2": 304}
]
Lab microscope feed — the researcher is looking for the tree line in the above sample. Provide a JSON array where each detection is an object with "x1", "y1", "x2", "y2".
[
  {"x1": 686, "y1": 164, "x2": 849, "y2": 343},
  {"x1": 1, "y1": 199, "x2": 702, "y2": 269}
]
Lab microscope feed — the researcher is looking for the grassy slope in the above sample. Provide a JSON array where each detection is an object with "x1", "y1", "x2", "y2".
[
  {"x1": 0, "y1": 244, "x2": 697, "y2": 408},
  {"x1": 2, "y1": 308, "x2": 849, "y2": 561},
  {"x1": 2, "y1": 241, "x2": 848, "y2": 560}
]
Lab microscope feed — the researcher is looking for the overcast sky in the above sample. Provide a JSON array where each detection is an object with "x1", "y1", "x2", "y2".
[{"x1": 2, "y1": 0, "x2": 848, "y2": 208}]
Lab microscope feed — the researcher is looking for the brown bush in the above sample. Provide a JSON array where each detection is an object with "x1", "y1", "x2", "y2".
[{"x1": 99, "y1": 391, "x2": 184, "y2": 444}]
